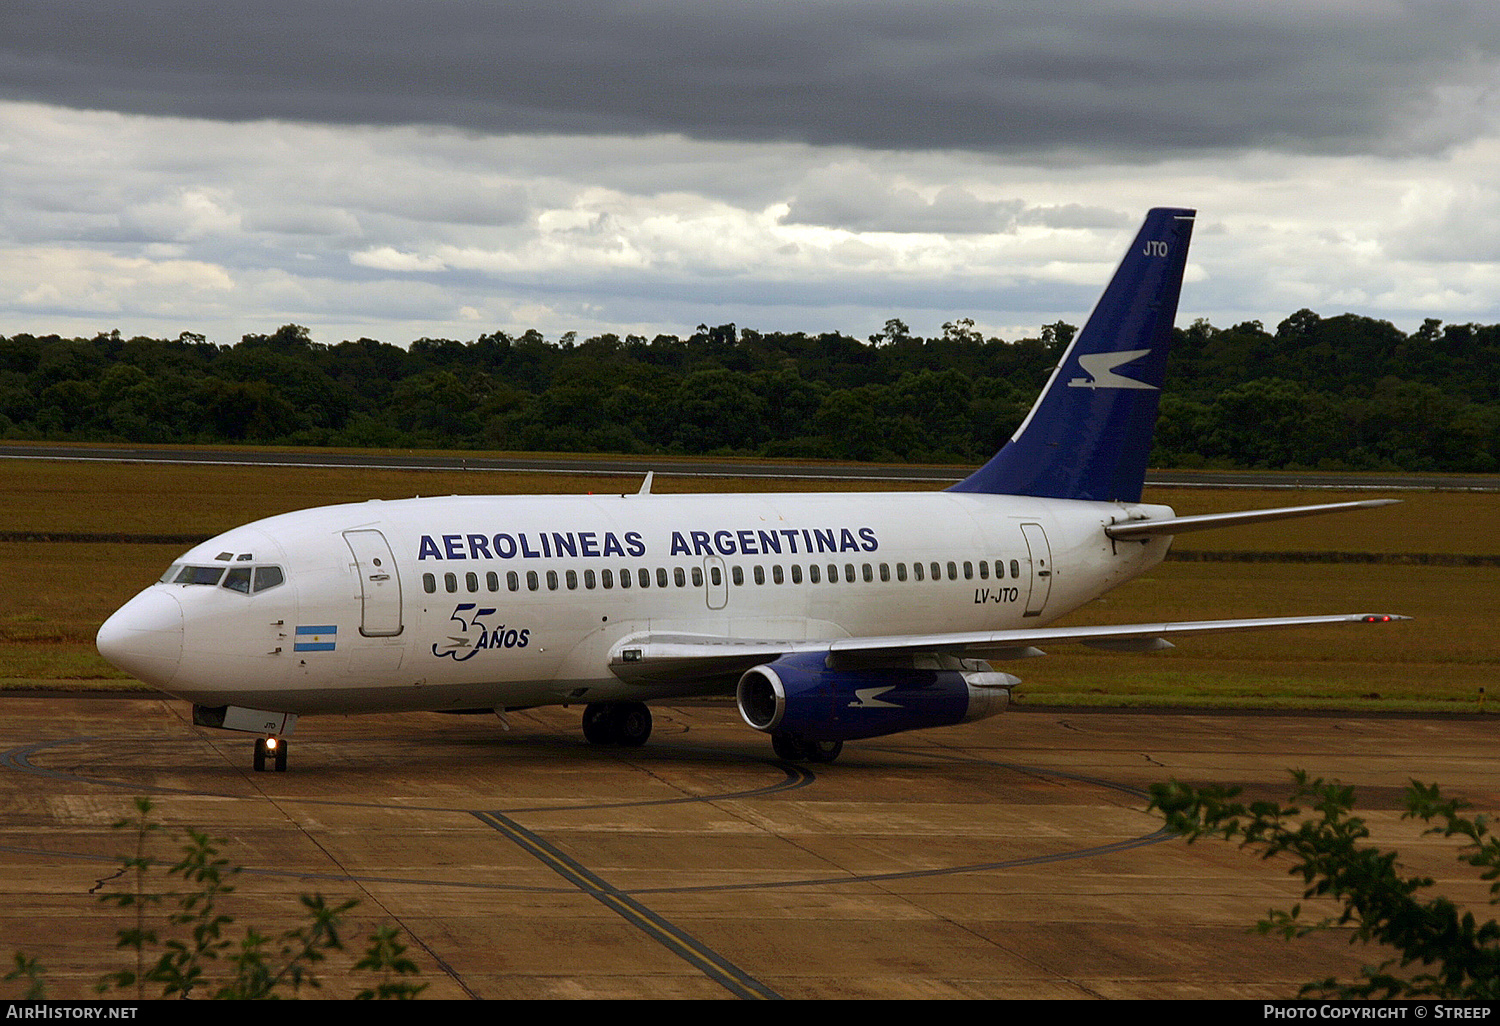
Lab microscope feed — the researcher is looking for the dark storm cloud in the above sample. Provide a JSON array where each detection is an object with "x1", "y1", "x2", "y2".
[{"x1": 3, "y1": 1, "x2": 1495, "y2": 158}]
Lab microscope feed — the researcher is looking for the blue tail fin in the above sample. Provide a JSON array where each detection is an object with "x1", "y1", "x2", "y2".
[{"x1": 949, "y1": 207, "x2": 1195, "y2": 503}]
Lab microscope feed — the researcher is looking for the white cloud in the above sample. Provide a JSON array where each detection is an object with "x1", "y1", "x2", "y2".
[{"x1": 350, "y1": 246, "x2": 449, "y2": 273}]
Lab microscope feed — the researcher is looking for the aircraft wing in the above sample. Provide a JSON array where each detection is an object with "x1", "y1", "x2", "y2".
[{"x1": 606, "y1": 613, "x2": 1408, "y2": 685}]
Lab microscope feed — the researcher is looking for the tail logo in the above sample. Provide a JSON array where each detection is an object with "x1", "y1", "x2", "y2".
[{"x1": 1067, "y1": 349, "x2": 1157, "y2": 391}]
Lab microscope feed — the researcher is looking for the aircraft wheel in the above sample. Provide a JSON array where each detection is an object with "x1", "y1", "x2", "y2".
[
  {"x1": 272, "y1": 738, "x2": 288, "y2": 772},
  {"x1": 805, "y1": 739, "x2": 843, "y2": 763},
  {"x1": 582, "y1": 703, "x2": 614, "y2": 745},
  {"x1": 613, "y1": 702, "x2": 652, "y2": 746},
  {"x1": 771, "y1": 733, "x2": 805, "y2": 760},
  {"x1": 253, "y1": 737, "x2": 267, "y2": 772}
]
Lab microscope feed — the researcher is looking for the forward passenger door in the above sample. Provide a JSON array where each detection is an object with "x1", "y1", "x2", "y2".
[{"x1": 343, "y1": 529, "x2": 404, "y2": 636}]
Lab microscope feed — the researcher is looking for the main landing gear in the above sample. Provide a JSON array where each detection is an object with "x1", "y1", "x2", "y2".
[
  {"x1": 581, "y1": 701, "x2": 652, "y2": 747},
  {"x1": 253, "y1": 735, "x2": 288, "y2": 772},
  {"x1": 771, "y1": 733, "x2": 843, "y2": 763}
]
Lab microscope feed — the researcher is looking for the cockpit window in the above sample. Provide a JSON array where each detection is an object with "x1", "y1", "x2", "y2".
[
  {"x1": 220, "y1": 565, "x2": 284, "y2": 595},
  {"x1": 161, "y1": 562, "x2": 286, "y2": 594},
  {"x1": 172, "y1": 565, "x2": 225, "y2": 586}
]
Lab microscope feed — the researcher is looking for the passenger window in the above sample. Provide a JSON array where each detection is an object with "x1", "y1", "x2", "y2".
[
  {"x1": 585, "y1": 569, "x2": 596, "y2": 590},
  {"x1": 444, "y1": 573, "x2": 457, "y2": 593},
  {"x1": 914, "y1": 562, "x2": 924, "y2": 581},
  {"x1": 947, "y1": 561, "x2": 957, "y2": 580},
  {"x1": 620, "y1": 567, "x2": 631, "y2": 588},
  {"x1": 773, "y1": 565, "x2": 784, "y2": 585},
  {"x1": 638, "y1": 568, "x2": 650, "y2": 588},
  {"x1": 710, "y1": 566, "x2": 722, "y2": 586},
  {"x1": 979, "y1": 561, "x2": 989, "y2": 580},
  {"x1": 790, "y1": 565, "x2": 802, "y2": 584},
  {"x1": 222, "y1": 567, "x2": 252, "y2": 594},
  {"x1": 674, "y1": 567, "x2": 686, "y2": 587},
  {"x1": 656, "y1": 567, "x2": 668, "y2": 588},
  {"x1": 527, "y1": 571, "x2": 539, "y2": 592},
  {"x1": 809, "y1": 564, "x2": 820, "y2": 584},
  {"x1": 1010, "y1": 559, "x2": 1020, "y2": 579},
  {"x1": 963, "y1": 561, "x2": 973, "y2": 580},
  {"x1": 692, "y1": 567, "x2": 703, "y2": 587},
  {"x1": 603, "y1": 569, "x2": 614, "y2": 589},
  {"x1": 732, "y1": 566, "x2": 744, "y2": 586},
  {"x1": 930, "y1": 562, "x2": 941, "y2": 580},
  {"x1": 845, "y1": 563, "x2": 856, "y2": 582},
  {"x1": 861, "y1": 563, "x2": 872, "y2": 583},
  {"x1": 508, "y1": 571, "x2": 520, "y2": 592},
  {"x1": 896, "y1": 563, "x2": 907, "y2": 582},
  {"x1": 546, "y1": 571, "x2": 558, "y2": 591},
  {"x1": 566, "y1": 570, "x2": 578, "y2": 590},
  {"x1": 827, "y1": 564, "x2": 839, "y2": 583},
  {"x1": 487, "y1": 571, "x2": 499, "y2": 592},
  {"x1": 753, "y1": 565, "x2": 765, "y2": 585},
  {"x1": 423, "y1": 573, "x2": 436, "y2": 594},
  {"x1": 466, "y1": 572, "x2": 479, "y2": 592},
  {"x1": 253, "y1": 566, "x2": 284, "y2": 592}
]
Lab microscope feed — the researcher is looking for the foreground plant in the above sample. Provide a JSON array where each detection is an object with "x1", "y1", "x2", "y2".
[
  {"x1": 1149, "y1": 770, "x2": 1500, "y2": 998},
  {"x1": 10, "y1": 797, "x2": 425, "y2": 1000}
]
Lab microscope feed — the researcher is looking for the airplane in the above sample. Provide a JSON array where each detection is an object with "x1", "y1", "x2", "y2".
[{"x1": 95, "y1": 207, "x2": 1406, "y2": 772}]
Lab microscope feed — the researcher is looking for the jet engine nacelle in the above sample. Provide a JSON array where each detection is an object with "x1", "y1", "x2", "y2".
[{"x1": 735, "y1": 651, "x2": 1016, "y2": 743}]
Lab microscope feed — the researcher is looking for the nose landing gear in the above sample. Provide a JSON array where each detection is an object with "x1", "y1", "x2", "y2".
[{"x1": 253, "y1": 735, "x2": 288, "y2": 772}]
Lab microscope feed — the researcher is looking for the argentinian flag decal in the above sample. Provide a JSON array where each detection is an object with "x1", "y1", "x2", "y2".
[{"x1": 294, "y1": 625, "x2": 338, "y2": 652}]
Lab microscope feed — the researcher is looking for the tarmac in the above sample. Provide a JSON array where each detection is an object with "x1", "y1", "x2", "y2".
[{"x1": 2, "y1": 695, "x2": 1497, "y2": 1000}]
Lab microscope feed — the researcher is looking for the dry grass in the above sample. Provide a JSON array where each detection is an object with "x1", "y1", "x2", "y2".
[
  {"x1": 1144, "y1": 486, "x2": 1500, "y2": 557},
  {"x1": 0, "y1": 458, "x2": 933, "y2": 536},
  {"x1": 1027, "y1": 561, "x2": 1498, "y2": 710}
]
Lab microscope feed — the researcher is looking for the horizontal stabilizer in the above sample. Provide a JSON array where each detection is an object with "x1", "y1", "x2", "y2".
[{"x1": 1105, "y1": 499, "x2": 1399, "y2": 540}]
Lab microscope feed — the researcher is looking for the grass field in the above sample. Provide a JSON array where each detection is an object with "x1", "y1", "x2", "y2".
[{"x1": 2, "y1": 455, "x2": 1496, "y2": 710}]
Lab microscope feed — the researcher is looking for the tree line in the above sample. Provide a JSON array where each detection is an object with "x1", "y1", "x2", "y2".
[{"x1": 2, "y1": 310, "x2": 1497, "y2": 472}]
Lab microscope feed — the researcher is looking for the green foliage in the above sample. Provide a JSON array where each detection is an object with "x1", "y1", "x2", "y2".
[
  {"x1": 3, "y1": 310, "x2": 1498, "y2": 470},
  {"x1": 353, "y1": 926, "x2": 427, "y2": 1001},
  {"x1": 1149, "y1": 770, "x2": 1500, "y2": 998},
  {"x1": 12, "y1": 797, "x2": 426, "y2": 1000},
  {"x1": 4, "y1": 953, "x2": 46, "y2": 1000}
]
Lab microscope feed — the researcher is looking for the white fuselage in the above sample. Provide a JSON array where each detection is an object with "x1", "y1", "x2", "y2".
[{"x1": 99, "y1": 490, "x2": 1174, "y2": 715}]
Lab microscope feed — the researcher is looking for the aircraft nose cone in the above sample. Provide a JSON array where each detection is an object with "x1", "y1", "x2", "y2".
[{"x1": 96, "y1": 589, "x2": 183, "y2": 688}]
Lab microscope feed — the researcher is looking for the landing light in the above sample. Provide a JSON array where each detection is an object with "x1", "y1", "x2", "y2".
[{"x1": 265, "y1": 737, "x2": 279, "y2": 751}]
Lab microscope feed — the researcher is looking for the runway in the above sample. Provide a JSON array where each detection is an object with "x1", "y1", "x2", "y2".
[{"x1": 4, "y1": 696, "x2": 1495, "y2": 999}]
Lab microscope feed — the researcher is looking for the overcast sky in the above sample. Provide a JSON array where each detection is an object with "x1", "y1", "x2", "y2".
[{"x1": 2, "y1": 1, "x2": 1498, "y2": 347}]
